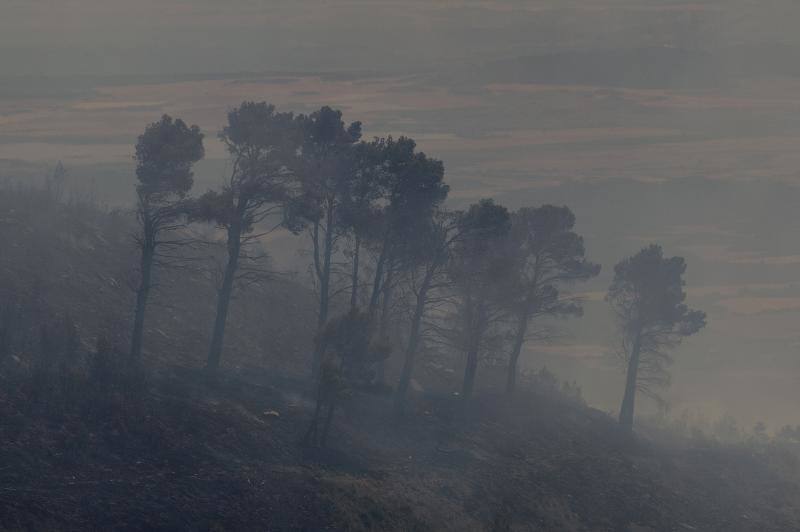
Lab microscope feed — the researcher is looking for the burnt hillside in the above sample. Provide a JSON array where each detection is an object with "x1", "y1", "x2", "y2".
[
  {"x1": 3, "y1": 363, "x2": 800, "y2": 531},
  {"x1": 2, "y1": 187, "x2": 800, "y2": 531}
]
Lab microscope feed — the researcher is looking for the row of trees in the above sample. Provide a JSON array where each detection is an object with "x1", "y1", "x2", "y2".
[{"x1": 129, "y1": 103, "x2": 705, "y2": 434}]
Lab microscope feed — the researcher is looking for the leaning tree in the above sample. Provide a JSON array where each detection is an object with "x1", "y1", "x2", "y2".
[
  {"x1": 192, "y1": 102, "x2": 301, "y2": 373},
  {"x1": 607, "y1": 244, "x2": 706, "y2": 431},
  {"x1": 361, "y1": 136, "x2": 448, "y2": 325},
  {"x1": 356, "y1": 136, "x2": 448, "y2": 385},
  {"x1": 393, "y1": 209, "x2": 460, "y2": 414},
  {"x1": 130, "y1": 115, "x2": 204, "y2": 364}
]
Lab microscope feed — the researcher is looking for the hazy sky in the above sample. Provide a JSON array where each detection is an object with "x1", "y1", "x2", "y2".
[
  {"x1": 5, "y1": 1, "x2": 800, "y2": 77},
  {"x1": 3, "y1": 0, "x2": 800, "y2": 427}
]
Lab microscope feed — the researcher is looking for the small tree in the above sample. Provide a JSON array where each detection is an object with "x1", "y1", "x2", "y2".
[
  {"x1": 303, "y1": 309, "x2": 389, "y2": 447},
  {"x1": 607, "y1": 244, "x2": 706, "y2": 431},
  {"x1": 193, "y1": 102, "x2": 300, "y2": 373},
  {"x1": 130, "y1": 115, "x2": 204, "y2": 364},
  {"x1": 503, "y1": 206, "x2": 600, "y2": 394}
]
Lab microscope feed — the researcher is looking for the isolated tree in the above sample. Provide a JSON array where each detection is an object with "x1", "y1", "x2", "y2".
[
  {"x1": 130, "y1": 115, "x2": 204, "y2": 364},
  {"x1": 607, "y1": 244, "x2": 706, "y2": 431},
  {"x1": 295, "y1": 106, "x2": 362, "y2": 379},
  {"x1": 192, "y1": 102, "x2": 300, "y2": 373},
  {"x1": 504, "y1": 206, "x2": 600, "y2": 394},
  {"x1": 443, "y1": 199, "x2": 512, "y2": 400}
]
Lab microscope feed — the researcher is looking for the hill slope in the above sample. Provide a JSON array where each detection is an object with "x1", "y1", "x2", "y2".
[
  {"x1": 4, "y1": 364, "x2": 800, "y2": 531},
  {"x1": 1, "y1": 188, "x2": 800, "y2": 531}
]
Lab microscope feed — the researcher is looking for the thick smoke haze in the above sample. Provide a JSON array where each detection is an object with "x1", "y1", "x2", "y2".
[{"x1": 3, "y1": 0, "x2": 800, "y2": 427}]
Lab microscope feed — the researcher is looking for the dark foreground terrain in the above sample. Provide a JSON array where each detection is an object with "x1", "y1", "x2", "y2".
[
  {"x1": 2, "y1": 187, "x2": 800, "y2": 531},
  {"x1": 3, "y1": 365, "x2": 800, "y2": 531}
]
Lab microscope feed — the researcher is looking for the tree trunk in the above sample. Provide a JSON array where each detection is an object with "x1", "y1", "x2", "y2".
[
  {"x1": 318, "y1": 202, "x2": 335, "y2": 328},
  {"x1": 379, "y1": 264, "x2": 394, "y2": 335},
  {"x1": 462, "y1": 346, "x2": 479, "y2": 400},
  {"x1": 368, "y1": 245, "x2": 388, "y2": 319},
  {"x1": 312, "y1": 201, "x2": 335, "y2": 380},
  {"x1": 349, "y1": 234, "x2": 361, "y2": 311},
  {"x1": 129, "y1": 239, "x2": 155, "y2": 364},
  {"x1": 206, "y1": 223, "x2": 242, "y2": 373},
  {"x1": 394, "y1": 267, "x2": 434, "y2": 414},
  {"x1": 506, "y1": 309, "x2": 530, "y2": 395},
  {"x1": 618, "y1": 330, "x2": 642, "y2": 431},
  {"x1": 374, "y1": 264, "x2": 394, "y2": 385}
]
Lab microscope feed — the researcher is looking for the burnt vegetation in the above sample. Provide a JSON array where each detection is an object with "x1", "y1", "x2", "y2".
[{"x1": 1, "y1": 104, "x2": 799, "y2": 531}]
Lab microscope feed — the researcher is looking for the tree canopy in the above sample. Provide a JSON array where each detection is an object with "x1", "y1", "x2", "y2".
[{"x1": 608, "y1": 244, "x2": 706, "y2": 429}]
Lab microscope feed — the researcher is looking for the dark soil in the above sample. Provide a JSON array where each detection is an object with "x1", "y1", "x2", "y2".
[{"x1": 3, "y1": 365, "x2": 800, "y2": 531}]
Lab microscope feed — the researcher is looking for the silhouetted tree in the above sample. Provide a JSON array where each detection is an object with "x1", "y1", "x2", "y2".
[
  {"x1": 607, "y1": 244, "x2": 706, "y2": 431},
  {"x1": 394, "y1": 209, "x2": 459, "y2": 414},
  {"x1": 363, "y1": 137, "x2": 448, "y2": 324},
  {"x1": 435, "y1": 199, "x2": 511, "y2": 401},
  {"x1": 503, "y1": 206, "x2": 600, "y2": 394},
  {"x1": 192, "y1": 102, "x2": 300, "y2": 373},
  {"x1": 352, "y1": 137, "x2": 448, "y2": 385},
  {"x1": 295, "y1": 106, "x2": 362, "y2": 380},
  {"x1": 337, "y1": 141, "x2": 385, "y2": 311},
  {"x1": 130, "y1": 115, "x2": 204, "y2": 364}
]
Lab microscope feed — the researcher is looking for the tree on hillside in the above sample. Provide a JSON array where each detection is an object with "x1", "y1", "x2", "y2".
[
  {"x1": 359, "y1": 136, "x2": 448, "y2": 384},
  {"x1": 503, "y1": 206, "x2": 600, "y2": 394},
  {"x1": 434, "y1": 199, "x2": 512, "y2": 401},
  {"x1": 393, "y1": 209, "x2": 460, "y2": 414},
  {"x1": 191, "y1": 102, "x2": 301, "y2": 373},
  {"x1": 130, "y1": 115, "x2": 204, "y2": 364},
  {"x1": 362, "y1": 137, "x2": 448, "y2": 326},
  {"x1": 295, "y1": 106, "x2": 362, "y2": 380},
  {"x1": 303, "y1": 309, "x2": 390, "y2": 447},
  {"x1": 607, "y1": 244, "x2": 706, "y2": 431},
  {"x1": 337, "y1": 142, "x2": 385, "y2": 312}
]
